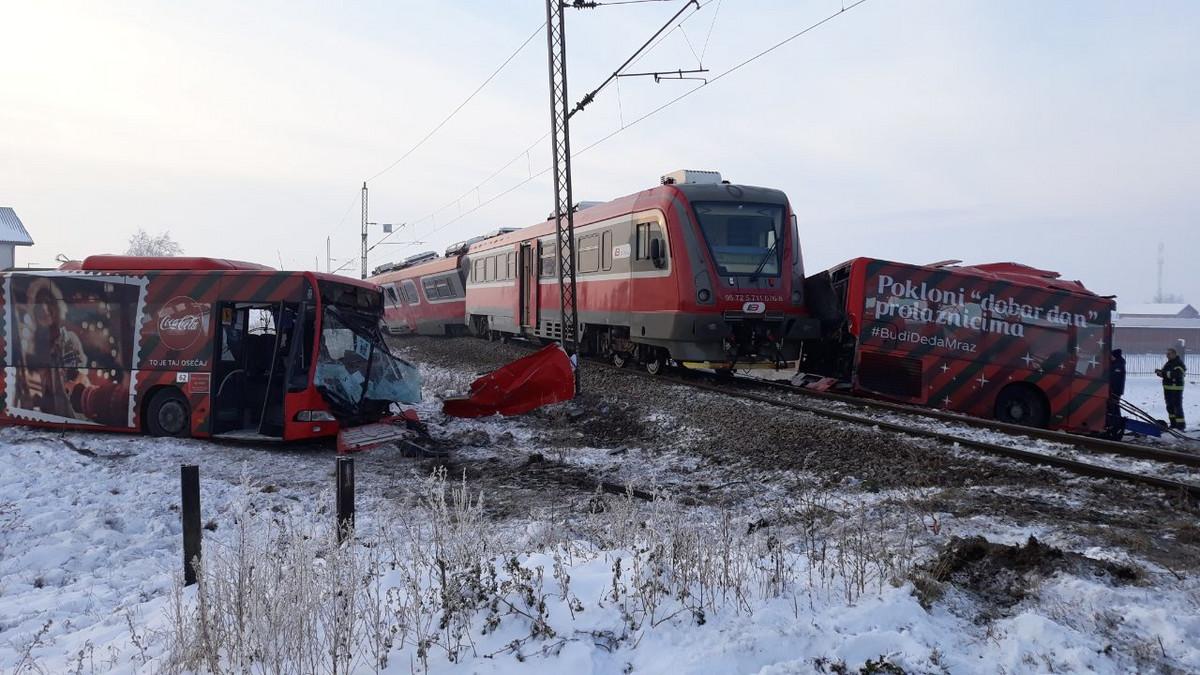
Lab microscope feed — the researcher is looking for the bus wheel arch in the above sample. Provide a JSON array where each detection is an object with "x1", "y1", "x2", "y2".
[
  {"x1": 143, "y1": 386, "x2": 192, "y2": 437},
  {"x1": 993, "y1": 382, "x2": 1050, "y2": 428}
]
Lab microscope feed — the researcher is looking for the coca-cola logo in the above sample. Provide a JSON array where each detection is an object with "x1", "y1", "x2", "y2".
[{"x1": 157, "y1": 296, "x2": 209, "y2": 351}]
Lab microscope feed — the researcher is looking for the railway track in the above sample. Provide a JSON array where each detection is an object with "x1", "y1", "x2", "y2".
[
  {"x1": 407, "y1": 335, "x2": 1200, "y2": 499},
  {"x1": 654, "y1": 373, "x2": 1200, "y2": 499}
]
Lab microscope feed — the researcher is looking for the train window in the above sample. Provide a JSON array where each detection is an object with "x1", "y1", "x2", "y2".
[
  {"x1": 473, "y1": 259, "x2": 485, "y2": 283},
  {"x1": 540, "y1": 244, "x2": 556, "y2": 277},
  {"x1": 435, "y1": 278, "x2": 454, "y2": 299},
  {"x1": 601, "y1": 230, "x2": 612, "y2": 271},
  {"x1": 636, "y1": 223, "x2": 651, "y2": 260},
  {"x1": 578, "y1": 233, "x2": 600, "y2": 273},
  {"x1": 487, "y1": 256, "x2": 498, "y2": 281},
  {"x1": 507, "y1": 252, "x2": 516, "y2": 279},
  {"x1": 400, "y1": 279, "x2": 420, "y2": 304},
  {"x1": 384, "y1": 285, "x2": 401, "y2": 307},
  {"x1": 422, "y1": 278, "x2": 437, "y2": 300}
]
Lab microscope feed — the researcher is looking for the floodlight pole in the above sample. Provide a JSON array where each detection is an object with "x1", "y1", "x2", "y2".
[{"x1": 546, "y1": 0, "x2": 581, "y2": 393}]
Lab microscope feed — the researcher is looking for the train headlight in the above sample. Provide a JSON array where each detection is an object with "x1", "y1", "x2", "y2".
[
  {"x1": 791, "y1": 291, "x2": 802, "y2": 303},
  {"x1": 698, "y1": 289, "x2": 711, "y2": 302}
]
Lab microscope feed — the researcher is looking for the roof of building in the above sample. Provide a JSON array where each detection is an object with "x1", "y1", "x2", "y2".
[
  {"x1": 1114, "y1": 317, "x2": 1200, "y2": 329},
  {"x1": 0, "y1": 208, "x2": 34, "y2": 246},
  {"x1": 1116, "y1": 303, "x2": 1198, "y2": 318}
]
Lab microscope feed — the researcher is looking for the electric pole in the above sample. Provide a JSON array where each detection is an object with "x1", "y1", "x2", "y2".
[
  {"x1": 546, "y1": 0, "x2": 581, "y2": 392},
  {"x1": 327, "y1": 236, "x2": 332, "y2": 274},
  {"x1": 361, "y1": 182, "x2": 369, "y2": 280}
]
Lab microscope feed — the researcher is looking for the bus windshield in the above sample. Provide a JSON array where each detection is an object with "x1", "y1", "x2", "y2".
[
  {"x1": 314, "y1": 285, "x2": 421, "y2": 422},
  {"x1": 692, "y1": 202, "x2": 785, "y2": 276}
]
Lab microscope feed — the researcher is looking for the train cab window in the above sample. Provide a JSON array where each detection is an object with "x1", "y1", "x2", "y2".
[
  {"x1": 601, "y1": 231, "x2": 612, "y2": 271},
  {"x1": 400, "y1": 279, "x2": 420, "y2": 305},
  {"x1": 635, "y1": 223, "x2": 651, "y2": 260},
  {"x1": 384, "y1": 285, "x2": 401, "y2": 307}
]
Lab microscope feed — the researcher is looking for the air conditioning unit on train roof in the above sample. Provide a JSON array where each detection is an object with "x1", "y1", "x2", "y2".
[{"x1": 661, "y1": 169, "x2": 723, "y2": 185}]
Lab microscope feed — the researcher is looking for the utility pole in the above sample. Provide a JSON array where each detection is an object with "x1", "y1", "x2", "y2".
[
  {"x1": 546, "y1": 0, "x2": 581, "y2": 393},
  {"x1": 361, "y1": 182, "x2": 369, "y2": 280},
  {"x1": 327, "y1": 236, "x2": 332, "y2": 274}
]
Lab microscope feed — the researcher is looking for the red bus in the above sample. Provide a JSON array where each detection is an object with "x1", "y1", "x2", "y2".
[
  {"x1": 0, "y1": 256, "x2": 419, "y2": 441},
  {"x1": 800, "y1": 258, "x2": 1114, "y2": 433}
]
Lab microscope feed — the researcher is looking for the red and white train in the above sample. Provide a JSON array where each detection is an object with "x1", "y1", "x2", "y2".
[{"x1": 372, "y1": 170, "x2": 821, "y2": 372}]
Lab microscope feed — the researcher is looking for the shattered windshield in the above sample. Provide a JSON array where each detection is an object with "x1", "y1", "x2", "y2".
[
  {"x1": 315, "y1": 306, "x2": 421, "y2": 421},
  {"x1": 692, "y1": 202, "x2": 784, "y2": 276}
]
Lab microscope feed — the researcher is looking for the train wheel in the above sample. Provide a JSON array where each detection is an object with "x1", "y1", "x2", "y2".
[
  {"x1": 994, "y1": 384, "x2": 1049, "y2": 428},
  {"x1": 612, "y1": 351, "x2": 628, "y2": 369},
  {"x1": 644, "y1": 350, "x2": 666, "y2": 376},
  {"x1": 147, "y1": 388, "x2": 191, "y2": 437},
  {"x1": 714, "y1": 368, "x2": 735, "y2": 380}
]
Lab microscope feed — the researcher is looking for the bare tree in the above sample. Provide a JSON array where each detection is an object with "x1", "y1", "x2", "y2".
[{"x1": 125, "y1": 228, "x2": 184, "y2": 257}]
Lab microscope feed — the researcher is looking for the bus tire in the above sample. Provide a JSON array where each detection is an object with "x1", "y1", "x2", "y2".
[
  {"x1": 147, "y1": 388, "x2": 191, "y2": 437},
  {"x1": 994, "y1": 384, "x2": 1049, "y2": 428}
]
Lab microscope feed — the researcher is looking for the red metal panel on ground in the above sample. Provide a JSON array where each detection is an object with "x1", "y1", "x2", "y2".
[{"x1": 443, "y1": 343, "x2": 574, "y2": 418}]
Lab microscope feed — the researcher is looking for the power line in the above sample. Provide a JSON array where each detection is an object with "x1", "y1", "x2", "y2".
[
  {"x1": 379, "y1": 0, "x2": 871, "y2": 263},
  {"x1": 364, "y1": 20, "x2": 546, "y2": 184}
]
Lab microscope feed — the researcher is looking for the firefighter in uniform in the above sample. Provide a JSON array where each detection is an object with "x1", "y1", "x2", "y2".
[{"x1": 1155, "y1": 348, "x2": 1187, "y2": 430}]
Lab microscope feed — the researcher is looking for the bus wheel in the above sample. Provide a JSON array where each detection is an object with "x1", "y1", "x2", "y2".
[
  {"x1": 994, "y1": 384, "x2": 1049, "y2": 428},
  {"x1": 147, "y1": 388, "x2": 191, "y2": 437}
]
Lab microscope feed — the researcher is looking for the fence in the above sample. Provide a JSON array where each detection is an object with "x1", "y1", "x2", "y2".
[{"x1": 1123, "y1": 353, "x2": 1200, "y2": 375}]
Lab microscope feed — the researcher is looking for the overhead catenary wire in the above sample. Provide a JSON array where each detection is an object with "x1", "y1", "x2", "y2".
[
  {"x1": 363, "y1": 20, "x2": 547, "y2": 184},
  {"x1": 373, "y1": 0, "x2": 870, "y2": 265}
]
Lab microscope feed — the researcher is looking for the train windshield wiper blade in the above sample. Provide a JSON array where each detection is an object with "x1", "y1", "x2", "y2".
[{"x1": 750, "y1": 238, "x2": 779, "y2": 279}]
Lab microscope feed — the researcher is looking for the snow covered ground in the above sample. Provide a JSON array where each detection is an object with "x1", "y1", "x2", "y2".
[
  {"x1": 3, "y1": 350, "x2": 1200, "y2": 674},
  {"x1": 1124, "y1": 374, "x2": 1200, "y2": 430}
]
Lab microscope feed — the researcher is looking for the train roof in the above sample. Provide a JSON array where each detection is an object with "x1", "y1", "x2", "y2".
[
  {"x1": 370, "y1": 254, "x2": 461, "y2": 283},
  {"x1": 466, "y1": 182, "x2": 789, "y2": 255}
]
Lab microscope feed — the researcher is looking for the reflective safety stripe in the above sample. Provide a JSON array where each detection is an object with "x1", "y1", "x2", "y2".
[{"x1": 1164, "y1": 385, "x2": 1185, "y2": 391}]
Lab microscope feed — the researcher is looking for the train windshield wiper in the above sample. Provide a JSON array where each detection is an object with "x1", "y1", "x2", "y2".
[{"x1": 750, "y1": 237, "x2": 780, "y2": 279}]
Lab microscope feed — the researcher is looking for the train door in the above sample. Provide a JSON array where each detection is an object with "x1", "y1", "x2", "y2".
[{"x1": 519, "y1": 242, "x2": 538, "y2": 330}]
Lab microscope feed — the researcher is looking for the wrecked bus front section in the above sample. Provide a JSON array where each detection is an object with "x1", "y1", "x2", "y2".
[{"x1": 312, "y1": 279, "x2": 421, "y2": 429}]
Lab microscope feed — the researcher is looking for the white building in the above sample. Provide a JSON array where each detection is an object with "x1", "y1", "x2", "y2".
[{"x1": 0, "y1": 207, "x2": 34, "y2": 269}]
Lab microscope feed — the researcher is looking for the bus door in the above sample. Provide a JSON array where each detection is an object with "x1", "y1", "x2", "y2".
[
  {"x1": 519, "y1": 242, "x2": 538, "y2": 330},
  {"x1": 212, "y1": 301, "x2": 298, "y2": 438}
]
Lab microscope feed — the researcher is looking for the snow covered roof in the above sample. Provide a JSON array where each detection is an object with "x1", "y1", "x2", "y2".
[
  {"x1": 1114, "y1": 317, "x2": 1200, "y2": 329},
  {"x1": 0, "y1": 207, "x2": 34, "y2": 246},
  {"x1": 1116, "y1": 303, "x2": 1197, "y2": 318}
]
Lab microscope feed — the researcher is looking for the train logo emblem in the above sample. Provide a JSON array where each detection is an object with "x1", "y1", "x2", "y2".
[
  {"x1": 742, "y1": 301, "x2": 766, "y2": 314},
  {"x1": 157, "y1": 296, "x2": 209, "y2": 351}
]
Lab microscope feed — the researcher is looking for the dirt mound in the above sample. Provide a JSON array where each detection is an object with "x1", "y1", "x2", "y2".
[{"x1": 916, "y1": 535, "x2": 1141, "y2": 619}]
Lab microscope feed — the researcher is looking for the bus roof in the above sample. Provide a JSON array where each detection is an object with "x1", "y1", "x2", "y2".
[
  {"x1": 79, "y1": 255, "x2": 274, "y2": 272},
  {"x1": 69, "y1": 256, "x2": 380, "y2": 292}
]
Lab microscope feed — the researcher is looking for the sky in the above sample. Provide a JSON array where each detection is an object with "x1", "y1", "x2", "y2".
[{"x1": 2, "y1": 0, "x2": 1197, "y2": 307}]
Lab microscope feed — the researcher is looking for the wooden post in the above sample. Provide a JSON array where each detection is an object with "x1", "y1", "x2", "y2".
[
  {"x1": 180, "y1": 464, "x2": 202, "y2": 586},
  {"x1": 336, "y1": 457, "x2": 355, "y2": 542}
]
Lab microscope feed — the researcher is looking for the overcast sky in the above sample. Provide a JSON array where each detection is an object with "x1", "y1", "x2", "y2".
[{"x1": 2, "y1": 1, "x2": 1197, "y2": 307}]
